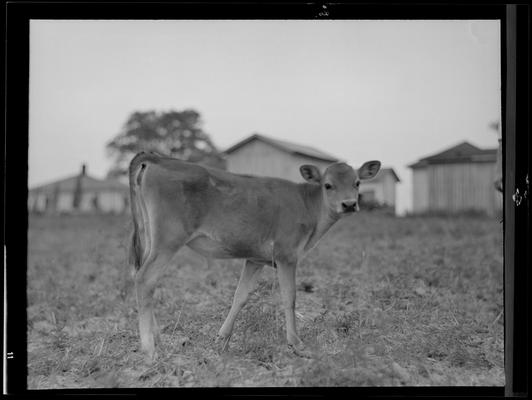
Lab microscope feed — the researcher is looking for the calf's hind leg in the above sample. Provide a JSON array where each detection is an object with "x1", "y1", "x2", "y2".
[{"x1": 135, "y1": 246, "x2": 180, "y2": 363}]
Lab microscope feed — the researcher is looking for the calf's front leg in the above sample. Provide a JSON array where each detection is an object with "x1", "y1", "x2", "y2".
[
  {"x1": 217, "y1": 260, "x2": 263, "y2": 351},
  {"x1": 277, "y1": 261, "x2": 312, "y2": 358}
]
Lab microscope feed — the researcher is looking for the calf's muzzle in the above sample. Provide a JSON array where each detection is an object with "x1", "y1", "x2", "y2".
[{"x1": 341, "y1": 200, "x2": 359, "y2": 213}]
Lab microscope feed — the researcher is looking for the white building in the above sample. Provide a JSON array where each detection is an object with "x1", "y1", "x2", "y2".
[
  {"x1": 28, "y1": 164, "x2": 129, "y2": 214},
  {"x1": 408, "y1": 141, "x2": 502, "y2": 216},
  {"x1": 359, "y1": 168, "x2": 401, "y2": 212}
]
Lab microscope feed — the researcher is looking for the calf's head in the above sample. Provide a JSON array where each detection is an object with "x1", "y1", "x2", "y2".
[{"x1": 300, "y1": 161, "x2": 381, "y2": 215}]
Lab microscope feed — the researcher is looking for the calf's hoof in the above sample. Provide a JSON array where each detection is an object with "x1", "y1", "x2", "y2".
[
  {"x1": 154, "y1": 331, "x2": 162, "y2": 348},
  {"x1": 142, "y1": 349, "x2": 158, "y2": 365},
  {"x1": 288, "y1": 342, "x2": 313, "y2": 359},
  {"x1": 140, "y1": 338, "x2": 158, "y2": 364},
  {"x1": 215, "y1": 334, "x2": 232, "y2": 353}
]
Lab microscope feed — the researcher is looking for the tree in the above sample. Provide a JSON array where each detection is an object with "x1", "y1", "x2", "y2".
[{"x1": 106, "y1": 109, "x2": 226, "y2": 178}]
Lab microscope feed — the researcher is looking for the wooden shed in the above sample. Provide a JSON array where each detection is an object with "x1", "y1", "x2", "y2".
[
  {"x1": 28, "y1": 164, "x2": 129, "y2": 214},
  {"x1": 224, "y1": 133, "x2": 400, "y2": 213},
  {"x1": 408, "y1": 141, "x2": 502, "y2": 216},
  {"x1": 359, "y1": 168, "x2": 401, "y2": 213},
  {"x1": 224, "y1": 133, "x2": 339, "y2": 182}
]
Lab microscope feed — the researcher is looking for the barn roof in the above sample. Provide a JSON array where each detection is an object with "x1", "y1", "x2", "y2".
[
  {"x1": 408, "y1": 141, "x2": 498, "y2": 169},
  {"x1": 29, "y1": 171, "x2": 128, "y2": 194},
  {"x1": 369, "y1": 167, "x2": 401, "y2": 183},
  {"x1": 224, "y1": 133, "x2": 339, "y2": 163},
  {"x1": 358, "y1": 167, "x2": 400, "y2": 183}
]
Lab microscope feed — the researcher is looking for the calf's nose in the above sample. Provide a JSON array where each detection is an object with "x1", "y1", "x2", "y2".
[{"x1": 341, "y1": 200, "x2": 358, "y2": 212}]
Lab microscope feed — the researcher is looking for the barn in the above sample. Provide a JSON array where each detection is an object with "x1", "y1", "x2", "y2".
[
  {"x1": 28, "y1": 164, "x2": 129, "y2": 214},
  {"x1": 224, "y1": 133, "x2": 339, "y2": 182},
  {"x1": 224, "y1": 133, "x2": 400, "y2": 213},
  {"x1": 408, "y1": 141, "x2": 502, "y2": 216},
  {"x1": 358, "y1": 168, "x2": 401, "y2": 213}
]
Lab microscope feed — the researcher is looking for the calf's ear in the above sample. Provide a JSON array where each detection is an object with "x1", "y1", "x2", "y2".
[
  {"x1": 300, "y1": 165, "x2": 322, "y2": 183},
  {"x1": 358, "y1": 160, "x2": 381, "y2": 180}
]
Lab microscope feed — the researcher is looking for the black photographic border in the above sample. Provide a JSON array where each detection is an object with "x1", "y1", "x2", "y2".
[{"x1": 5, "y1": 2, "x2": 529, "y2": 397}]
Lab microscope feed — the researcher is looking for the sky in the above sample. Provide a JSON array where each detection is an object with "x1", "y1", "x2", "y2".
[{"x1": 29, "y1": 20, "x2": 501, "y2": 214}]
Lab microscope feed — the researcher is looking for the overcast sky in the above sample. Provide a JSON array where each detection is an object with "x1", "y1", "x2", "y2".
[{"x1": 29, "y1": 20, "x2": 500, "y2": 214}]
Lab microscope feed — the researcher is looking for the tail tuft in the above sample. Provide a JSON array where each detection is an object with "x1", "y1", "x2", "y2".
[{"x1": 129, "y1": 227, "x2": 143, "y2": 270}]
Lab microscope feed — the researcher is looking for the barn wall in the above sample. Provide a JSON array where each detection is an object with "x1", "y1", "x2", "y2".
[
  {"x1": 77, "y1": 191, "x2": 128, "y2": 213},
  {"x1": 382, "y1": 174, "x2": 396, "y2": 206},
  {"x1": 359, "y1": 175, "x2": 397, "y2": 213},
  {"x1": 39, "y1": 194, "x2": 48, "y2": 211},
  {"x1": 98, "y1": 191, "x2": 128, "y2": 213},
  {"x1": 28, "y1": 190, "x2": 128, "y2": 214},
  {"x1": 226, "y1": 140, "x2": 331, "y2": 182},
  {"x1": 28, "y1": 193, "x2": 39, "y2": 212},
  {"x1": 427, "y1": 162, "x2": 501, "y2": 215},
  {"x1": 28, "y1": 192, "x2": 57, "y2": 212},
  {"x1": 412, "y1": 169, "x2": 429, "y2": 212},
  {"x1": 80, "y1": 193, "x2": 94, "y2": 212},
  {"x1": 57, "y1": 193, "x2": 74, "y2": 211},
  {"x1": 359, "y1": 182, "x2": 384, "y2": 204}
]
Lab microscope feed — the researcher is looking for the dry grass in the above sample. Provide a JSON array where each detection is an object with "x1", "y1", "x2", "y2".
[{"x1": 27, "y1": 212, "x2": 504, "y2": 388}]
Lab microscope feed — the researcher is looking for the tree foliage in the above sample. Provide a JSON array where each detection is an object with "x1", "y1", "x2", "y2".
[{"x1": 106, "y1": 109, "x2": 225, "y2": 178}]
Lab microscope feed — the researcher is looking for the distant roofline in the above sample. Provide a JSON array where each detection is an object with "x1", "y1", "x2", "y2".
[
  {"x1": 29, "y1": 173, "x2": 78, "y2": 192},
  {"x1": 29, "y1": 172, "x2": 128, "y2": 193},
  {"x1": 382, "y1": 168, "x2": 401, "y2": 183},
  {"x1": 361, "y1": 167, "x2": 400, "y2": 183},
  {"x1": 224, "y1": 133, "x2": 339, "y2": 163},
  {"x1": 408, "y1": 141, "x2": 498, "y2": 169}
]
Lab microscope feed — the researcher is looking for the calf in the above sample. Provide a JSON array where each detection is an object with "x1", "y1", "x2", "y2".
[{"x1": 128, "y1": 152, "x2": 381, "y2": 361}]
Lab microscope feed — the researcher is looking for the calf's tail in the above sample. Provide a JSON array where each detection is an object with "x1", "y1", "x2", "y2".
[{"x1": 128, "y1": 152, "x2": 149, "y2": 270}]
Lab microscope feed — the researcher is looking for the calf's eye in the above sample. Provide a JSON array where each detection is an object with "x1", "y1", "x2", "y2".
[{"x1": 324, "y1": 183, "x2": 332, "y2": 190}]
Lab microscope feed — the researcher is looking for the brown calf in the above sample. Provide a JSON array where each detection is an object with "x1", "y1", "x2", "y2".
[{"x1": 128, "y1": 152, "x2": 381, "y2": 361}]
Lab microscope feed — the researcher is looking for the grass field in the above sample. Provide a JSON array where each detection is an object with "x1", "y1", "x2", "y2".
[{"x1": 27, "y1": 212, "x2": 504, "y2": 388}]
